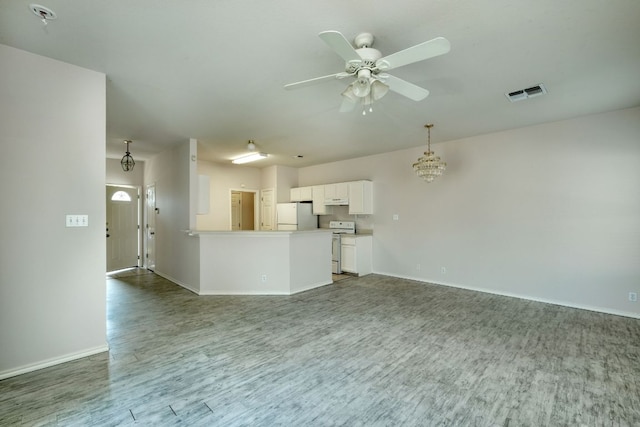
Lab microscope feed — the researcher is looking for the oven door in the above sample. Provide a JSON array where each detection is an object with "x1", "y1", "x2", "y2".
[{"x1": 331, "y1": 234, "x2": 341, "y2": 274}]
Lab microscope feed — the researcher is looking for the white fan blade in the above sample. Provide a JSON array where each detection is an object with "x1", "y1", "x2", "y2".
[
  {"x1": 284, "y1": 73, "x2": 348, "y2": 90},
  {"x1": 319, "y1": 31, "x2": 361, "y2": 62},
  {"x1": 382, "y1": 74, "x2": 430, "y2": 101},
  {"x1": 376, "y1": 37, "x2": 451, "y2": 71}
]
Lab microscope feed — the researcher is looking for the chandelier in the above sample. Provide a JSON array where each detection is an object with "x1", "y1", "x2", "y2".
[
  {"x1": 121, "y1": 140, "x2": 135, "y2": 172},
  {"x1": 412, "y1": 124, "x2": 446, "y2": 182}
]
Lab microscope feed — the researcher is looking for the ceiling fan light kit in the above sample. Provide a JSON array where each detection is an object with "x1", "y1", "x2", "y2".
[{"x1": 285, "y1": 30, "x2": 451, "y2": 113}]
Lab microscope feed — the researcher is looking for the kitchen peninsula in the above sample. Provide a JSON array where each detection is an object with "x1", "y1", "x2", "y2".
[{"x1": 189, "y1": 229, "x2": 332, "y2": 295}]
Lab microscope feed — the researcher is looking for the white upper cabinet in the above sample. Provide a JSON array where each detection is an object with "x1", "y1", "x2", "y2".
[
  {"x1": 290, "y1": 186, "x2": 313, "y2": 202},
  {"x1": 300, "y1": 186, "x2": 313, "y2": 201},
  {"x1": 290, "y1": 187, "x2": 301, "y2": 202},
  {"x1": 312, "y1": 185, "x2": 332, "y2": 215},
  {"x1": 348, "y1": 180, "x2": 373, "y2": 215},
  {"x1": 295, "y1": 180, "x2": 372, "y2": 214},
  {"x1": 324, "y1": 182, "x2": 349, "y2": 203}
]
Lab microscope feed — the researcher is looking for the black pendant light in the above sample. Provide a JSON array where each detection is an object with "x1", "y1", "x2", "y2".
[{"x1": 121, "y1": 140, "x2": 135, "y2": 172}]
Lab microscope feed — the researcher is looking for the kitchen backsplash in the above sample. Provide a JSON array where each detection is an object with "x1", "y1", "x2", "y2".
[{"x1": 317, "y1": 206, "x2": 374, "y2": 233}]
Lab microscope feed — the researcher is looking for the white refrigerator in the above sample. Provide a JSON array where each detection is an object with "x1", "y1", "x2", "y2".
[{"x1": 276, "y1": 203, "x2": 318, "y2": 231}]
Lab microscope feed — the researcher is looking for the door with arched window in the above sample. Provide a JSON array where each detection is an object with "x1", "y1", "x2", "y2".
[{"x1": 106, "y1": 185, "x2": 140, "y2": 271}]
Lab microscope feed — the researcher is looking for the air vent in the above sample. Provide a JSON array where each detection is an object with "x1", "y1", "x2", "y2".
[{"x1": 505, "y1": 84, "x2": 547, "y2": 102}]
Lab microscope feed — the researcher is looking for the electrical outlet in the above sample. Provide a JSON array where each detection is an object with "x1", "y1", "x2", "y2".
[
  {"x1": 629, "y1": 292, "x2": 637, "y2": 302},
  {"x1": 261, "y1": 275, "x2": 267, "y2": 283},
  {"x1": 393, "y1": 214, "x2": 399, "y2": 221},
  {"x1": 441, "y1": 266, "x2": 447, "y2": 274}
]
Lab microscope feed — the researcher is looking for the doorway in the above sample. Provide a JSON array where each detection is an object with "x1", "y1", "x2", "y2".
[
  {"x1": 230, "y1": 190, "x2": 257, "y2": 230},
  {"x1": 106, "y1": 185, "x2": 140, "y2": 272}
]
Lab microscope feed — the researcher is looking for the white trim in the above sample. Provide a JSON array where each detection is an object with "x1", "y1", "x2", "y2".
[
  {"x1": 373, "y1": 270, "x2": 640, "y2": 320},
  {"x1": 291, "y1": 281, "x2": 333, "y2": 295},
  {"x1": 0, "y1": 345, "x2": 109, "y2": 380},
  {"x1": 198, "y1": 280, "x2": 334, "y2": 296},
  {"x1": 198, "y1": 290, "x2": 291, "y2": 296},
  {"x1": 153, "y1": 270, "x2": 199, "y2": 295}
]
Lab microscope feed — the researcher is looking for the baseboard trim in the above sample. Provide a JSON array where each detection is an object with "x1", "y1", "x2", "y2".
[
  {"x1": 0, "y1": 344, "x2": 109, "y2": 380},
  {"x1": 291, "y1": 280, "x2": 333, "y2": 295},
  {"x1": 373, "y1": 270, "x2": 640, "y2": 320},
  {"x1": 153, "y1": 270, "x2": 200, "y2": 295},
  {"x1": 198, "y1": 290, "x2": 291, "y2": 296}
]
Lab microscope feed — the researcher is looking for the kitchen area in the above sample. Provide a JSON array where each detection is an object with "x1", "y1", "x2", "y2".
[
  {"x1": 280, "y1": 179, "x2": 374, "y2": 278},
  {"x1": 190, "y1": 178, "x2": 373, "y2": 296}
]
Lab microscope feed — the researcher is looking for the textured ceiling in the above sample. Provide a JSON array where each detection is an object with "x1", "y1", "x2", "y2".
[{"x1": 1, "y1": 0, "x2": 639, "y2": 167}]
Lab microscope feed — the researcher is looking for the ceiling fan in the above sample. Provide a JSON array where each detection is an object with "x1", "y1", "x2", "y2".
[{"x1": 284, "y1": 31, "x2": 451, "y2": 113}]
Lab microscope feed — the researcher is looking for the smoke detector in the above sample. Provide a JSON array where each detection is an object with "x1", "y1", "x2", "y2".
[{"x1": 506, "y1": 84, "x2": 547, "y2": 102}]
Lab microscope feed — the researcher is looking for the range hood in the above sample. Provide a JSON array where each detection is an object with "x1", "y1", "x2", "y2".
[{"x1": 325, "y1": 197, "x2": 349, "y2": 206}]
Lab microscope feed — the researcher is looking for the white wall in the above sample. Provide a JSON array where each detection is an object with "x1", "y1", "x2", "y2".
[
  {"x1": 300, "y1": 107, "x2": 640, "y2": 318},
  {"x1": 196, "y1": 161, "x2": 261, "y2": 230},
  {"x1": 106, "y1": 158, "x2": 144, "y2": 187},
  {"x1": 144, "y1": 139, "x2": 200, "y2": 292},
  {"x1": 275, "y1": 165, "x2": 298, "y2": 203},
  {"x1": 197, "y1": 230, "x2": 332, "y2": 295},
  {"x1": 0, "y1": 44, "x2": 107, "y2": 378}
]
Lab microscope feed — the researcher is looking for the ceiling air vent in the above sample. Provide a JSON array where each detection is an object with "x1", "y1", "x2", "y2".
[{"x1": 505, "y1": 84, "x2": 547, "y2": 102}]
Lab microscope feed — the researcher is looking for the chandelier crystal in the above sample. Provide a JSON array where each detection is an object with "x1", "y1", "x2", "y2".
[{"x1": 413, "y1": 124, "x2": 446, "y2": 182}]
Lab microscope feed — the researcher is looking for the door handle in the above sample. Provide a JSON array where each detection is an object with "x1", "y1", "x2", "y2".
[{"x1": 150, "y1": 231, "x2": 155, "y2": 235}]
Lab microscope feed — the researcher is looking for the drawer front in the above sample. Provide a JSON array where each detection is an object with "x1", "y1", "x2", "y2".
[{"x1": 341, "y1": 236, "x2": 356, "y2": 245}]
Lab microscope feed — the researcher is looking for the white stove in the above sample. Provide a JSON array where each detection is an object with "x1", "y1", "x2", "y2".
[
  {"x1": 329, "y1": 221, "x2": 355, "y2": 273},
  {"x1": 329, "y1": 221, "x2": 355, "y2": 234}
]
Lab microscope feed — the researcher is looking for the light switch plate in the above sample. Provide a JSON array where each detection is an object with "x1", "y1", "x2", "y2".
[{"x1": 66, "y1": 214, "x2": 89, "y2": 227}]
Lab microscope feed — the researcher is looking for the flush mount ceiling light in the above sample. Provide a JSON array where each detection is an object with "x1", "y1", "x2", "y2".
[
  {"x1": 121, "y1": 140, "x2": 135, "y2": 172},
  {"x1": 232, "y1": 152, "x2": 269, "y2": 164},
  {"x1": 29, "y1": 4, "x2": 57, "y2": 25},
  {"x1": 413, "y1": 124, "x2": 446, "y2": 183}
]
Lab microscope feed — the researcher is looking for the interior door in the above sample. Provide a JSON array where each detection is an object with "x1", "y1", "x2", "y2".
[
  {"x1": 231, "y1": 191, "x2": 242, "y2": 230},
  {"x1": 241, "y1": 192, "x2": 255, "y2": 230},
  {"x1": 106, "y1": 185, "x2": 139, "y2": 272},
  {"x1": 260, "y1": 188, "x2": 274, "y2": 230},
  {"x1": 145, "y1": 184, "x2": 156, "y2": 271}
]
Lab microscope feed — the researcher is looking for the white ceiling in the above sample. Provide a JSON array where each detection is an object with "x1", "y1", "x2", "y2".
[{"x1": 1, "y1": 0, "x2": 639, "y2": 167}]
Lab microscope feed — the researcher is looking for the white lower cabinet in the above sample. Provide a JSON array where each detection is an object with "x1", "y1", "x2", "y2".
[{"x1": 340, "y1": 235, "x2": 372, "y2": 276}]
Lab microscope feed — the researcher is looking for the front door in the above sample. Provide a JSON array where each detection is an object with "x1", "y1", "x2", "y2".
[{"x1": 106, "y1": 185, "x2": 139, "y2": 272}]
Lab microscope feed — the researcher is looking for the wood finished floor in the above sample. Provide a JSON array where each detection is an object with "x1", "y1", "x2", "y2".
[{"x1": 1, "y1": 270, "x2": 639, "y2": 426}]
